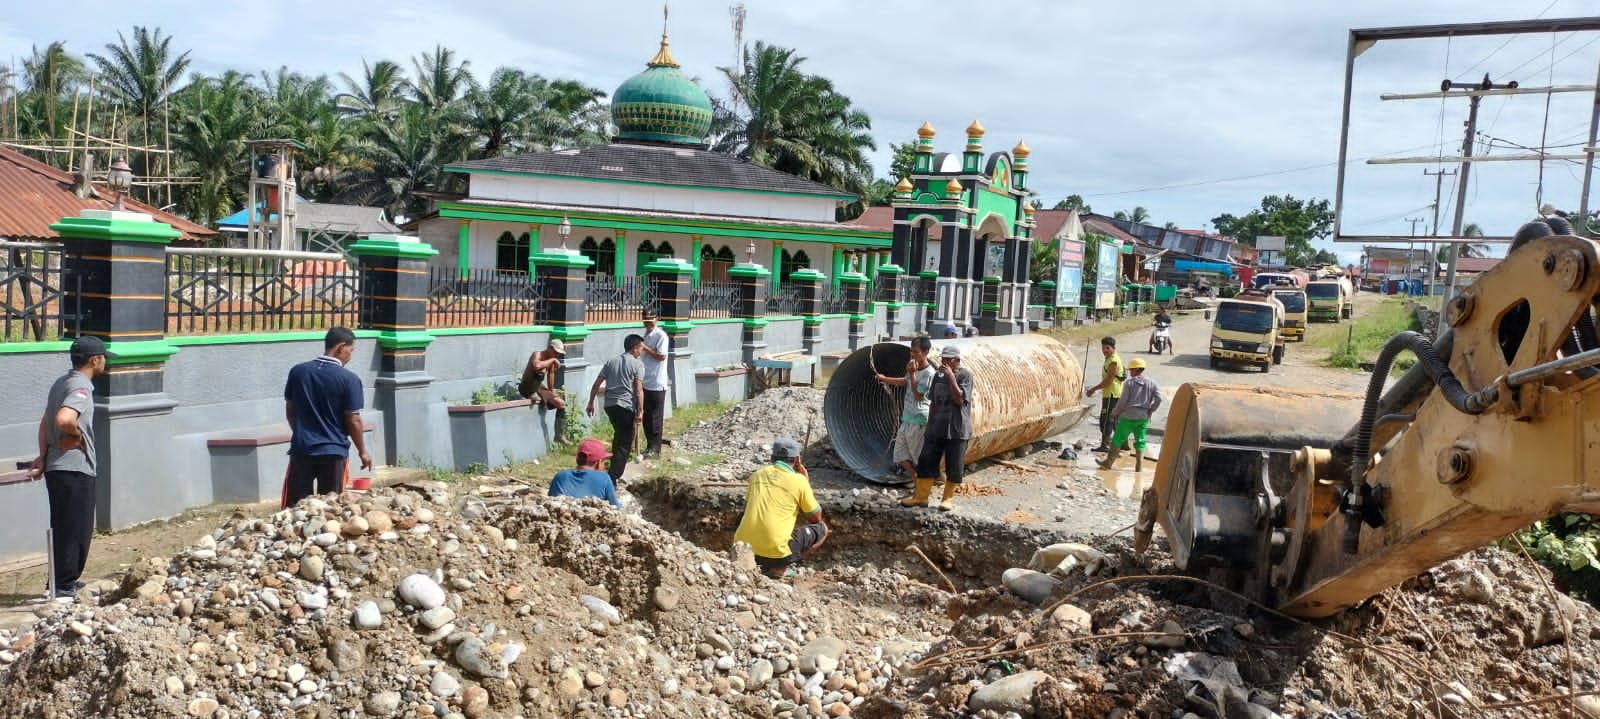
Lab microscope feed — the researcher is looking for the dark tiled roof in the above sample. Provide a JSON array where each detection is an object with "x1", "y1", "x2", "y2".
[
  {"x1": 0, "y1": 147, "x2": 215, "y2": 242},
  {"x1": 1455, "y1": 257, "x2": 1501, "y2": 274},
  {"x1": 447, "y1": 143, "x2": 856, "y2": 199},
  {"x1": 848, "y1": 206, "x2": 893, "y2": 230}
]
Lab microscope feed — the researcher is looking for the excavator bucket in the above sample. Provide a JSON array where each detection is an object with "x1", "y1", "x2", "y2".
[{"x1": 1137, "y1": 383, "x2": 1363, "y2": 574}]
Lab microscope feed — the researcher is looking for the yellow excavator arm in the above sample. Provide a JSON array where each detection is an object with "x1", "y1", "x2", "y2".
[{"x1": 1135, "y1": 221, "x2": 1600, "y2": 617}]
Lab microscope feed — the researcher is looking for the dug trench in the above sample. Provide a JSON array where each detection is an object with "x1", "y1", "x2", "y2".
[{"x1": 1, "y1": 382, "x2": 1598, "y2": 717}]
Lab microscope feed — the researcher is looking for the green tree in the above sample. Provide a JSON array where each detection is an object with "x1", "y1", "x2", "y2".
[
  {"x1": 336, "y1": 59, "x2": 406, "y2": 120},
  {"x1": 1210, "y1": 195, "x2": 1334, "y2": 266},
  {"x1": 887, "y1": 141, "x2": 916, "y2": 181},
  {"x1": 1112, "y1": 206, "x2": 1150, "y2": 224},
  {"x1": 21, "y1": 42, "x2": 86, "y2": 152},
  {"x1": 1433, "y1": 222, "x2": 1491, "y2": 262},
  {"x1": 1163, "y1": 221, "x2": 1179, "y2": 230},
  {"x1": 170, "y1": 71, "x2": 263, "y2": 225},
  {"x1": 87, "y1": 26, "x2": 193, "y2": 202},
  {"x1": 711, "y1": 41, "x2": 876, "y2": 198},
  {"x1": 1052, "y1": 194, "x2": 1091, "y2": 213}
]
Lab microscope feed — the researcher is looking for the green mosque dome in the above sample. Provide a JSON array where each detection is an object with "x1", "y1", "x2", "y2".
[{"x1": 611, "y1": 35, "x2": 713, "y2": 146}]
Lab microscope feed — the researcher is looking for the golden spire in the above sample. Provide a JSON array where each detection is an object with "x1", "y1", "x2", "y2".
[
  {"x1": 894, "y1": 177, "x2": 914, "y2": 194},
  {"x1": 966, "y1": 120, "x2": 986, "y2": 138},
  {"x1": 1023, "y1": 203, "x2": 1036, "y2": 216},
  {"x1": 944, "y1": 177, "x2": 963, "y2": 195},
  {"x1": 648, "y1": 1, "x2": 680, "y2": 68},
  {"x1": 1012, "y1": 140, "x2": 1031, "y2": 158},
  {"x1": 917, "y1": 121, "x2": 937, "y2": 139}
]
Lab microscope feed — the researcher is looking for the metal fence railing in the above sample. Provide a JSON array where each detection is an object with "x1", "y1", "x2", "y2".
[
  {"x1": 585, "y1": 276, "x2": 656, "y2": 325},
  {"x1": 901, "y1": 276, "x2": 936, "y2": 306},
  {"x1": 166, "y1": 248, "x2": 360, "y2": 336},
  {"x1": 689, "y1": 280, "x2": 738, "y2": 319},
  {"x1": 1029, "y1": 284, "x2": 1055, "y2": 307},
  {"x1": 821, "y1": 288, "x2": 850, "y2": 315},
  {"x1": 765, "y1": 285, "x2": 802, "y2": 316},
  {"x1": 427, "y1": 267, "x2": 547, "y2": 328},
  {"x1": 1, "y1": 241, "x2": 77, "y2": 343}
]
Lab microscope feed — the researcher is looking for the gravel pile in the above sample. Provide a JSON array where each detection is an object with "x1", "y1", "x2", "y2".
[
  {"x1": 0, "y1": 475, "x2": 1595, "y2": 719},
  {"x1": 675, "y1": 387, "x2": 843, "y2": 480}
]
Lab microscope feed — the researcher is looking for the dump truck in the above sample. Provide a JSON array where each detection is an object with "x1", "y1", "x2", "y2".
[
  {"x1": 1269, "y1": 286, "x2": 1308, "y2": 341},
  {"x1": 1208, "y1": 289, "x2": 1284, "y2": 372},
  {"x1": 1305, "y1": 277, "x2": 1354, "y2": 322}
]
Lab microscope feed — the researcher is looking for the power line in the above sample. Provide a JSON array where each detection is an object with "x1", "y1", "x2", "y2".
[
  {"x1": 1519, "y1": 34, "x2": 1600, "y2": 84},
  {"x1": 1457, "y1": 0, "x2": 1560, "y2": 76},
  {"x1": 1081, "y1": 140, "x2": 1450, "y2": 197}
]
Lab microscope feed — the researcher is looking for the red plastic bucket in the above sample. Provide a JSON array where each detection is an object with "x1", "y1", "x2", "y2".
[{"x1": 350, "y1": 476, "x2": 371, "y2": 491}]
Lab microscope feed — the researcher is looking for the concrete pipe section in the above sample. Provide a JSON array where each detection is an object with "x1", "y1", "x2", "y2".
[{"x1": 823, "y1": 334, "x2": 1091, "y2": 484}]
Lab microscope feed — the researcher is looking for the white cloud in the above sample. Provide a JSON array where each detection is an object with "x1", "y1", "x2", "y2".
[{"x1": 4, "y1": 0, "x2": 1596, "y2": 247}]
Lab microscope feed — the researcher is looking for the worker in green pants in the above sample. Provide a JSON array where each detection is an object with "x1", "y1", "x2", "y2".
[{"x1": 1098, "y1": 357, "x2": 1162, "y2": 470}]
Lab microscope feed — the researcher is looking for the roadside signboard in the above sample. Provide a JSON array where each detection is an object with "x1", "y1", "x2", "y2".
[
  {"x1": 1095, "y1": 238, "x2": 1121, "y2": 309},
  {"x1": 1055, "y1": 238, "x2": 1084, "y2": 307}
]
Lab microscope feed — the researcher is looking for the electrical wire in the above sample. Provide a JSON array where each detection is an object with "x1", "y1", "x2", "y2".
[
  {"x1": 1535, "y1": 33, "x2": 1557, "y2": 212},
  {"x1": 1457, "y1": 0, "x2": 1560, "y2": 77},
  {"x1": 1519, "y1": 35, "x2": 1600, "y2": 85},
  {"x1": 1081, "y1": 140, "x2": 1452, "y2": 198}
]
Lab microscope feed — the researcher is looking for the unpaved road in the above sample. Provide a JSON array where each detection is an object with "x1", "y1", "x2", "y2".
[{"x1": 922, "y1": 293, "x2": 1385, "y2": 538}]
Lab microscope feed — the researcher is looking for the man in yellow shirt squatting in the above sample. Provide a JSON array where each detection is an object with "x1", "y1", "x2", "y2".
[{"x1": 733, "y1": 437, "x2": 829, "y2": 579}]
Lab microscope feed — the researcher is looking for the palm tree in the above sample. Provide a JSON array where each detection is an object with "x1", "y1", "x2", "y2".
[
  {"x1": 712, "y1": 42, "x2": 875, "y2": 198},
  {"x1": 340, "y1": 103, "x2": 465, "y2": 217},
  {"x1": 465, "y1": 68, "x2": 538, "y2": 158},
  {"x1": 87, "y1": 26, "x2": 192, "y2": 202},
  {"x1": 407, "y1": 46, "x2": 472, "y2": 112},
  {"x1": 1435, "y1": 223, "x2": 1491, "y2": 262},
  {"x1": 336, "y1": 59, "x2": 406, "y2": 120},
  {"x1": 87, "y1": 27, "x2": 191, "y2": 140},
  {"x1": 170, "y1": 71, "x2": 262, "y2": 225},
  {"x1": 1052, "y1": 195, "x2": 1091, "y2": 213},
  {"x1": 22, "y1": 42, "x2": 86, "y2": 147},
  {"x1": 1112, "y1": 206, "x2": 1151, "y2": 224}
]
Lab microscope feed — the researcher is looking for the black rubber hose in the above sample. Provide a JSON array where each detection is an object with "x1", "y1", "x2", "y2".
[
  {"x1": 1511, "y1": 220, "x2": 1555, "y2": 252},
  {"x1": 1344, "y1": 331, "x2": 1492, "y2": 553},
  {"x1": 1547, "y1": 215, "x2": 1575, "y2": 236}
]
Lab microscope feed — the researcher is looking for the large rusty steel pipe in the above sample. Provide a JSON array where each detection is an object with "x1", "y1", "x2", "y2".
[{"x1": 824, "y1": 335, "x2": 1090, "y2": 483}]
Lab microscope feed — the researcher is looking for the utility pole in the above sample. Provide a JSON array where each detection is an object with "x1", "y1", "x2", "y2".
[
  {"x1": 1442, "y1": 75, "x2": 1517, "y2": 310},
  {"x1": 1406, "y1": 217, "x2": 1424, "y2": 294},
  {"x1": 1424, "y1": 167, "x2": 1456, "y2": 297}
]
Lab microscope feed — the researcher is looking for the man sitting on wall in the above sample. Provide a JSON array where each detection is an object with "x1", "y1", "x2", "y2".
[
  {"x1": 548, "y1": 438, "x2": 621, "y2": 508},
  {"x1": 733, "y1": 437, "x2": 829, "y2": 579}
]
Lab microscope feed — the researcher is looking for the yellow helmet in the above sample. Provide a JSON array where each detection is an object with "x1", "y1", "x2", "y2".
[{"x1": 1126, "y1": 358, "x2": 1148, "y2": 370}]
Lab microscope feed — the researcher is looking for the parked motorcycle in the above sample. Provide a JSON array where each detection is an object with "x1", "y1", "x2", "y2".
[{"x1": 1149, "y1": 321, "x2": 1173, "y2": 355}]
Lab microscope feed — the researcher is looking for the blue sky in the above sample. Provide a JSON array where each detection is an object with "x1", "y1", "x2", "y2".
[{"x1": 4, "y1": 0, "x2": 1598, "y2": 264}]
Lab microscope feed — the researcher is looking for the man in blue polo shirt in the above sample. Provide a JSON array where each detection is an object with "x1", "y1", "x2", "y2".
[{"x1": 283, "y1": 327, "x2": 372, "y2": 508}]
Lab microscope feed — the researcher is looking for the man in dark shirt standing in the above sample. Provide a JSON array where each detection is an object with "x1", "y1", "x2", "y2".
[
  {"x1": 908, "y1": 344, "x2": 974, "y2": 512},
  {"x1": 29, "y1": 336, "x2": 114, "y2": 601},
  {"x1": 587, "y1": 334, "x2": 646, "y2": 482},
  {"x1": 283, "y1": 327, "x2": 372, "y2": 508}
]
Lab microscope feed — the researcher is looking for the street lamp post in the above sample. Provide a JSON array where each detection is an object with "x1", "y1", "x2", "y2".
[
  {"x1": 558, "y1": 216, "x2": 572, "y2": 252},
  {"x1": 107, "y1": 156, "x2": 134, "y2": 212}
]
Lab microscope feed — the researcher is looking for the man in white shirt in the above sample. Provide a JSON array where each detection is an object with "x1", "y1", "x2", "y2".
[{"x1": 640, "y1": 310, "x2": 671, "y2": 459}]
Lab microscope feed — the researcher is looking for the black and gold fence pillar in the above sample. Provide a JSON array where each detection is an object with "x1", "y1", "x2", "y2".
[
  {"x1": 791, "y1": 268, "x2": 826, "y2": 356},
  {"x1": 729, "y1": 260, "x2": 770, "y2": 365},
  {"x1": 646, "y1": 257, "x2": 696, "y2": 407},
  {"x1": 533, "y1": 248, "x2": 596, "y2": 403},
  {"x1": 874, "y1": 263, "x2": 903, "y2": 340},
  {"x1": 839, "y1": 271, "x2": 869, "y2": 350},
  {"x1": 979, "y1": 276, "x2": 1002, "y2": 334},
  {"x1": 350, "y1": 235, "x2": 438, "y2": 467},
  {"x1": 52, "y1": 209, "x2": 181, "y2": 529}
]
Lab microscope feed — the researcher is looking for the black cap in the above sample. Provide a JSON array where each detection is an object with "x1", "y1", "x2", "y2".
[{"x1": 69, "y1": 336, "x2": 117, "y2": 358}]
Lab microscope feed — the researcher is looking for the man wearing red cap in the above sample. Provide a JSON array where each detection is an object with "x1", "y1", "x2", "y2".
[{"x1": 548, "y1": 438, "x2": 621, "y2": 508}]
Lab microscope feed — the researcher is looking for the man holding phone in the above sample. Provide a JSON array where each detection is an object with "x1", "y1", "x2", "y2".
[{"x1": 734, "y1": 437, "x2": 828, "y2": 579}]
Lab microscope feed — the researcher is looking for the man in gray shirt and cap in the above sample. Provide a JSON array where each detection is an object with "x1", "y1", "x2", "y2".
[{"x1": 28, "y1": 336, "x2": 115, "y2": 602}]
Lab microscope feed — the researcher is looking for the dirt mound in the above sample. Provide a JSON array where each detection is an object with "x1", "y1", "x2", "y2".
[
  {"x1": 0, "y1": 482, "x2": 951, "y2": 719},
  {"x1": 0, "y1": 474, "x2": 1595, "y2": 719},
  {"x1": 676, "y1": 386, "x2": 845, "y2": 477}
]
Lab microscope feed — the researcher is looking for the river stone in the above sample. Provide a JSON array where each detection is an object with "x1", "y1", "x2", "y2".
[
  {"x1": 420, "y1": 606, "x2": 456, "y2": 630},
  {"x1": 364, "y1": 690, "x2": 401, "y2": 716},
  {"x1": 454, "y1": 637, "x2": 508, "y2": 678},
  {"x1": 430, "y1": 671, "x2": 461, "y2": 698},
  {"x1": 1050, "y1": 604, "x2": 1093, "y2": 635},
  {"x1": 351, "y1": 601, "x2": 382, "y2": 630},
  {"x1": 1001, "y1": 568, "x2": 1060, "y2": 605},
  {"x1": 798, "y1": 637, "x2": 845, "y2": 675},
  {"x1": 399, "y1": 574, "x2": 446, "y2": 610},
  {"x1": 298, "y1": 555, "x2": 325, "y2": 582},
  {"x1": 750, "y1": 658, "x2": 775, "y2": 685},
  {"x1": 969, "y1": 670, "x2": 1051, "y2": 716}
]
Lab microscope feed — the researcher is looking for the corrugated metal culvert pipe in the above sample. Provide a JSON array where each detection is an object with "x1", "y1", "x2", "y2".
[{"x1": 823, "y1": 335, "x2": 1091, "y2": 483}]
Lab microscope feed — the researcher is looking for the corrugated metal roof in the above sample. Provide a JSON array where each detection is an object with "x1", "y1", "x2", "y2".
[{"x1": 0, "y1": 147, "x2": 215, "y2": 242}]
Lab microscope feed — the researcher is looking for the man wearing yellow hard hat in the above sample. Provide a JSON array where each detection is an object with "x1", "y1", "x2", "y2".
[{"x1": 1098, "y1": 356, "x2": 1162, "y2": 470}]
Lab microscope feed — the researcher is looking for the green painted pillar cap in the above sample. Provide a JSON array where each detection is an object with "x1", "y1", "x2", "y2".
[
  {"x1": 643, "y1": 257, "x2": 696, "y2": 275},
  {"x1": 530, "y1": 248, "x2": 594, "y2": 268},
  {"x1": 728, "y1": 263, "x2": 771, "y2": 278},
  {"x1": 875, "y1": 264, "x2": 904, "y2": 275},
  {"x1": 837, "y1": 272, "x2": 868, "y2": 285},
  {"x1": 789, "y1": 268, "x2": 826, "y2": 281},
  {"x1": 50, "y1": 210, "x2": 180, "y2": 243},
  {"x1": 349, "y1": 234, "x2": 440, "y2": 259}
]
